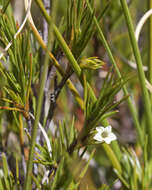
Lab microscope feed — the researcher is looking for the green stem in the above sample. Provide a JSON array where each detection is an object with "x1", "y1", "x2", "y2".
[
  {"x1": 23, "y1": 18, "x2": 53, "y2": 190},
  {"x1": 86, "y1": 0, "x2": 143, "y2": 145},
  {"x1": 120, "y1": 0, "x2": 152, "y2": 153},
  {"x1": 148, "y1": 0, "x2": 152, "y2": 84}
]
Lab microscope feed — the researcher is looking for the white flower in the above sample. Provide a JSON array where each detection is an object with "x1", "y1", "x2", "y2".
[{"x1": 93, "y1": 126, "x2": 117, "y2": 144}]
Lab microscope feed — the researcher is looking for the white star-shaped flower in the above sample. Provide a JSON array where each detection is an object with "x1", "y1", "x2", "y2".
[{"x1": 93, "y1": 126, "x2": 117, "y2": 144}]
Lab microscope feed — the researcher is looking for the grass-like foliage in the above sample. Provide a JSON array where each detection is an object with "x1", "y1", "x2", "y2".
[{"x1": 0, "y1": 0, "x2": 152, "y2": 189}]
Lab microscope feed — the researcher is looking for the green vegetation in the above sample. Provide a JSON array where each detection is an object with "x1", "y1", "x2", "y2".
[{"x1": 0, "y1": 0, "x2": 152, "y2": 189}]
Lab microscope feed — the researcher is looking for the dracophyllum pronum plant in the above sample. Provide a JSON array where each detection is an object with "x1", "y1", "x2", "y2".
[{"x1": 0, "y1": 0, "x2": 152, "y2": 189}]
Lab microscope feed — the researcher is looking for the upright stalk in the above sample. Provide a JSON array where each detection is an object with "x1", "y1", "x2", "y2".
[
  {"x1": 23, "y1": 18, "x2": 53, "y2": 190},
  {"x1": 120, "y1": 0, "x2": 152, "y2": 154}
]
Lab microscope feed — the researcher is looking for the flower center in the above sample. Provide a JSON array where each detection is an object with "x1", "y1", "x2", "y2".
[{"x1": 102, "y1": 131, "x2": 108, "y2": 138}]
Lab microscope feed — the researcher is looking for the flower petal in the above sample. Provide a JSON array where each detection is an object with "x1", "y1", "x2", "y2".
[
  {"x1": 104, "y1": 126, "x2": 112, "y2": 133},
  {"x1": 103, "y1": 133, "x2": 117, "y2": 144},
  {"x1": 108, "y1": 133, "x2": 117, "y2": 141},
  {"x1": 93, "y1": 133, "x2": 103, "y2": 142},
  {"x1": 104, "y1": 137, "x2": 112, "y2": 144},
  {"x1": 96, "y1": 126, "x2": 104, "y2": 133}
]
